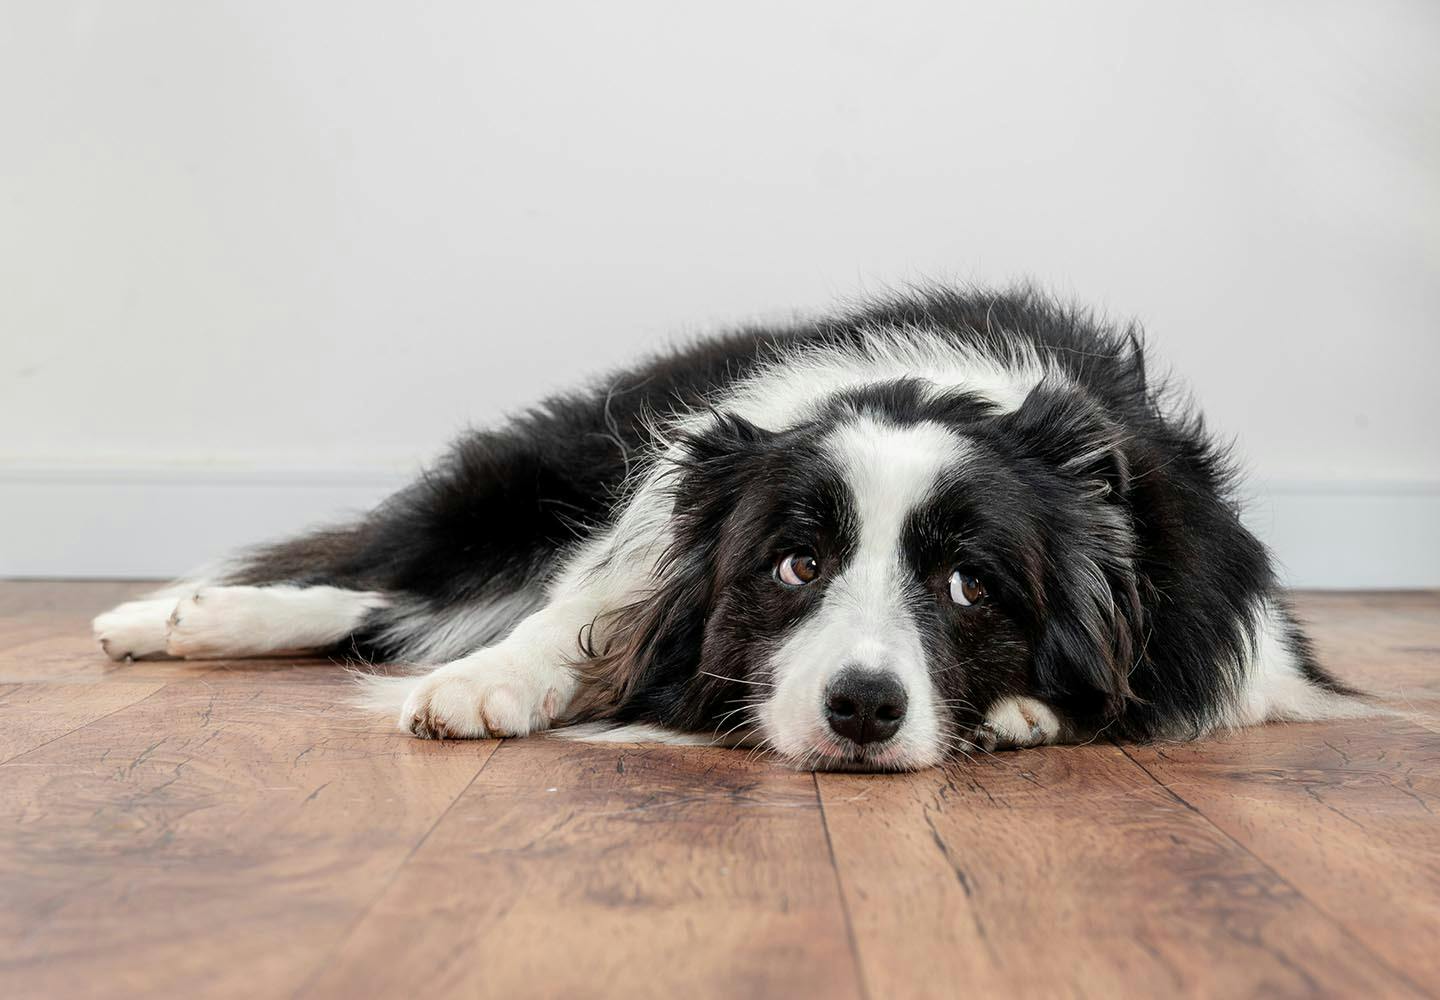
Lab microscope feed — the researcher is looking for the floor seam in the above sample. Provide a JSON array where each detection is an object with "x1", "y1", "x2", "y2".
[
  {"x1": 290, "y1": 738, "x2": 503, "y2": 999},
  {"x1": 1117, "y1": 742, "x2": 1432, "y2": 998},
  {"x1": 814, "y1": 772, "x2": 872, "y2": 1000},
  {"x1": 0, "y1": 670, "x2": 207, "y2": 767}
]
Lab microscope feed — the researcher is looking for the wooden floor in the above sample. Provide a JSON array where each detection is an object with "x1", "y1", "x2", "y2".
[{"x1": 1, "y1": 584, "x2": 1437, "y2": 999}]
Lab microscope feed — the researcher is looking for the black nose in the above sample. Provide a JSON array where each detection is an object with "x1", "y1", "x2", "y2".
[{"x1": 824, "y1": 668, "x2": 908, "y2": 745}]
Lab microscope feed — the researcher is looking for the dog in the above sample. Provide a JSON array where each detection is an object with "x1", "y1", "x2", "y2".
[{"x1": 92, "y1": 287, "x2": 1362, "y2": 771}]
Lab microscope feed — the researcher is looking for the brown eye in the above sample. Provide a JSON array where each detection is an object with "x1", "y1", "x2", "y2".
[
  {"x1": 775, "y1": 552, "x2": 820, "y2": 587},
  {"x1": 949, "y1": 570, "x2": 986, "y2": 607}
]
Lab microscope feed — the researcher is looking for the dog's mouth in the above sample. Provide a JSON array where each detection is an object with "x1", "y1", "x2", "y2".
[{"x1": 793, "y1": 732, "x2": 917, "y2": 772}]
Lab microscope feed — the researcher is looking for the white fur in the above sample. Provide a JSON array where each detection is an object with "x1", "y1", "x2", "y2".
[
  {"x1": 557, "y1": 722, "x2": 757, "y2": 747},
  {"x1": 93, "y1": 598, "x2": 179, "y2": 660},
  {"x1": 395, "y1": 646, "x2": 569, "y2": 739},
  {"x1": 1229, "y1": 598, "x2": 1371, "y2": 726},
  {"x1": 761, "y1": 417, "x2": 964, "y2": 769},
  {"x1": 689, "y1": 325, "x2": 1048, "y2": 434},
  {"x1": 94, "y1": 585, "x2": 387, "y2": 661},
  {"x1": 981, "y1": 695, "x2": 1064, "y2": 748},
  {"x1": 165, "y1": 585, "x2": 389, "y2": 658},
  {"x1": 387, "y1": 599, "x2": 591, "y2": 739},
  {"x1": 372, "y1": 587, "x2": 545, "y2": 664}
]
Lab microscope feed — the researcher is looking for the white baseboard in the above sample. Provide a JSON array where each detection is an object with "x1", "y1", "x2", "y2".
[
  {"x1": 2, "y1": 467, "x2": 1437, "y2": 589},
  {"x1": 1236, "y1": 480, "x2": 1440, "y2": 589},
  {"x1": 0, "y1": 466, "x2": 413, "y2": 581}
]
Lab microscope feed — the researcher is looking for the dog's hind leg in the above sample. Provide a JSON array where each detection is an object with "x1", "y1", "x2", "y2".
[
  {"x1": 94, "y1": 398, "x2": 645, "y2": 667},
  {"x1": 94, "y1": 585, "x2": 389, "y2": 661}
]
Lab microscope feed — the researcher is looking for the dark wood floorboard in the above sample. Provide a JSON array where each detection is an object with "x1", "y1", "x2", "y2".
[{"x1": 0, "y1": 582, "x2": 1436, "y2": 998}]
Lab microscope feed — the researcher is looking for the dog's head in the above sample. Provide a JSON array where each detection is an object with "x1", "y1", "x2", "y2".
[{"x1": 592, "y1": 378, "x2": 1144, "y2": 770}]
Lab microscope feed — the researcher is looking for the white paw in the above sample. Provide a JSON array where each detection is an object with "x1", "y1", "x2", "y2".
[
  {"x1": 400, "y1": 649, "x2": 574, "y2": 740},
  {"x1": 93, "y1": 599, "x2": 177, "y2": 661},
  {"x1": 975, "y1": 695, "x2": 1063, "y2": 751}
]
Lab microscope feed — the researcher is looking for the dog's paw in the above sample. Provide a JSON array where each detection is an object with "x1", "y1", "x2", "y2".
[
  {"x1": 972, "y1": 695, "x2": 1063, "y2": 752},
  {"x1": 399, "y1": 651, "x2": 572, "y2": 740},
  {"x1": 163, "y1": 587, "x2": 250, "y2": 658},
  {"x1": 93, "y1": 599, "x2": 177, "y2": 661}
]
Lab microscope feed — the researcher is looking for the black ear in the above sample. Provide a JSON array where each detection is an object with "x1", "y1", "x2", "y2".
[
  {"x1": 674, "y1": 410, "x2": 775, "y2": 469},
  {"x1": 1028, "y1": 543, "x2": 1144, "y2": 720},
  {"x1": 566, "y1": 411, "x2": 775, "y2": 722},
  {"x1": 996, "y1": 383, "x2": 1143, "y2": 718},
  {"x1": 1005, "y1": 382, "x2": 1131, "y2": 500}
]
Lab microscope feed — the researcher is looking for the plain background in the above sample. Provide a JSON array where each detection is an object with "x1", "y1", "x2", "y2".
[{"x1": 3, "y1": 1, "x2": 1437, "y2": 585}]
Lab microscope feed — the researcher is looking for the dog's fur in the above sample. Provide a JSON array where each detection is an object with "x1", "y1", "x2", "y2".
[{"x1": 93, "y1": 287, "x2": 1363, "y2": 770}]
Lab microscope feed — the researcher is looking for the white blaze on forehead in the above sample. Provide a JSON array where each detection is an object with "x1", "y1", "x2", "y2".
[
  {"x1": 760, "y1": 416, "x2": 966, "y2": 769},
  {"x1": 827, "y1": 417, "x2": 967, "y2": 572},
  {"x1": 823, "y1": 417, "x2": 967, "y2": 661}
]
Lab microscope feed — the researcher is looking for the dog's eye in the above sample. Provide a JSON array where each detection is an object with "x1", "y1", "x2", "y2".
[
  {"x1": 775, "y1": 552, "x2": 820, "y2": 587},
  {"x1": 949, "y1": 570, "x2": 986, "y2": 607}
]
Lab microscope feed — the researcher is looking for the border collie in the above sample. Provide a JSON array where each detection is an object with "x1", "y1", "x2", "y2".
[{"x1": 93, "y1": 287, "x2": 1360, "y2": 771}]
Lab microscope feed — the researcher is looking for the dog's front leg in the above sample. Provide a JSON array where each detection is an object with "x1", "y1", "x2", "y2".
[
  {"x1": 398, "y1": 593, "x2": 608, "y2": 740},
  {"x1": 397, "y1": 474, "x2": 672, "y2": 740},
  {"x1": 397, "y1": 506, "x2": 667, "y2": 740}
]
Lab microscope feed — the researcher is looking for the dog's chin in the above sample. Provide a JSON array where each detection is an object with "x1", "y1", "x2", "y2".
[{"x1": 783, "y1": 733, "x2": 926, "y2": 773}]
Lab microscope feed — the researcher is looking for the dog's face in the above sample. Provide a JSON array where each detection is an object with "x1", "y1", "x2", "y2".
[{"x1": 608, "y1": 380, "x2": 1142, "y2": 771}]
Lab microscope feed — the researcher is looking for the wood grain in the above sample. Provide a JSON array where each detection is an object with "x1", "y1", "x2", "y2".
[
  {"x1": 818, "y1": 744, "x2": 1422, "y2": 998},
  {"x1": 1124, "y1": 717, "x2": 1440, "y2": 990},
  {"x1": 0, "y1": 665, "x2": 490, "y2": 998},
  {"x1": 304, "y1": 739, "x2": 862, "y2": 999},
  {"x1": 0, "y1": 679, "x2": 166, "y2": 764},
  {"x1": 0, "y1": 582, "x2": 1436, "y2": 998}
]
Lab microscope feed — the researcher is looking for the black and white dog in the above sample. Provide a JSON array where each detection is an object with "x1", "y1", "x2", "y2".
[{"x1": 93, "y1": 287, "x2": 1359, "y2": 770}]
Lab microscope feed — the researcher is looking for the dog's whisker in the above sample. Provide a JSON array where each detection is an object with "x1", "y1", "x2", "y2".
[{"x1": 698, "y1": 670, "x2": 774, "y2": 688}]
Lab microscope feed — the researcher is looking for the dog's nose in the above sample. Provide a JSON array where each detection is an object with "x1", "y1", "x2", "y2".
[{"x1": 824, "y1": 668, "x2": 908, "y2": 745}]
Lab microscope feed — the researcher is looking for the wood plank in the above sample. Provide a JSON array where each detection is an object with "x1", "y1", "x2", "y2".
[
  {"x1": 0, "y1": 679, "x2": 166, "y2": 764},
  {"x1": 303, "y1": 739, "x2": 861, "y2": 1000},
  {"x1": 1, "y1": 582, "x2": 1437, "y2": 997},
  {"x1": 1124, "y1": 716, "x2": 1440, "y2": 990},
  {"x1": 0, "y1": 670, "x2": 492, "y2": 1000},
  {"x1": 817, "y1": 743, "x2": 1423, "y2": 998}
]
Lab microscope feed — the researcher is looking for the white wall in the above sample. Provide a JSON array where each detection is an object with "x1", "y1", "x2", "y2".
[{"x1": 3, "y1": 1, "x2": 1438, "y2": 585}]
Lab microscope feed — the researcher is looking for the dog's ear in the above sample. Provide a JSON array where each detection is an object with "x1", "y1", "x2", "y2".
[
  {"x1": 676, "y1": 410, "x2": 775, "y2": 468},
  {"x1": 565, "y1": 412, "x2": 775, "y2": 723},
  {"x1": 1027, "y1": 540, "x2": 1144, "y2": 720},
  {"x1": 1004, "y1": 381, "x2": 1131, "y2": 500},
  {"x1": 994, "y1": 383, "x2": 1143, "y2": 718}
]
